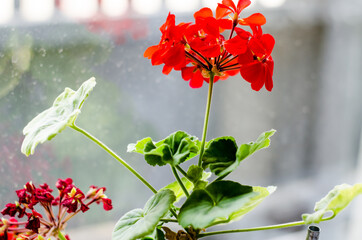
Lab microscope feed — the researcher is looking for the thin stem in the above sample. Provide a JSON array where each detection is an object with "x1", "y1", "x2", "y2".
[
  {"x1": 198, "y1": 216, "x2": 334, "y2": 238},
  {"x1": 160, "y1": 218, "x2": 178, "y2": 223},
  {"x1": 171, "y1": 166, "x2": 189, "y2": 197},
  {"x1": 70, "y1": 124, "x2": 157, "y2": 194},
  {"x1": 190, "y1": 47, "x2": 212, "y2": 69},
  {"x1": 228, "y1": 21, "x2": 238, "y2": 40},
  {"x1": 169, "y1": 208, "x2": 178, "y2": 219},
  {"x1": 221, "y1": 63, "x2": 240, "y2": 69},
  {"x1": 198, "y1": 73, "x2": 215, "y2": 167},
  {"x1": 220, "y1": 67, "x2": 241, "y2": 71},
  {"x1": 176, "y1": 166, "x2": 190, "y2": 180},
  {"x1": 44, "y1": 226, "x2": 55, "y2": 240},
  {"x1": 185, "y1": 52, "x2": 209, "y2": 70},
  {"x1": 229, "y1": 27, "x2": 235, "y2": 40},
  {"x1": 39, "y1": 218, "x2": 52, "y2": 227},
  {"x1": 219, "y1": 55, "x2": 239, "y2": 68},
  {"x1": 219, "y1": 53, "x2": 232, "y2": 65},
  {"x1": 58, "y1": 231, "x2": 67, "y2": 240}
]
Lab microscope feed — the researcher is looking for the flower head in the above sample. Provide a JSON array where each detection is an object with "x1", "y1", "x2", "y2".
[
  {"x1": 0, "y1": 179, "x2": 112, "y2": 240},
  {"x1": 144, "y1": 0, "x2": 275, "y2": 91}
]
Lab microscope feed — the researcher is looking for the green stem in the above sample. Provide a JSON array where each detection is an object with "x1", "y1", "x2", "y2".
[
  {"x1": 198, "y1": 73, "x2": 215, "y2": 167},
  {"x1": 70, "y1": 124, "x2": 157, "y2": 194},
  {"x1": 197, "y1": 216, "x2": 334, "y2": 238},
  {"x1": 161, "y1": 218, "x2": 178, "y2": 223},
  {"x1": 171, "y1": 166, "x2": 189, "y2": 197},
  {"x1": 176, "y1": 166, "x2": 191, "y2": 180},
  {"x1": 58, "y1": 231, "x2": 67, "y2": 240}
]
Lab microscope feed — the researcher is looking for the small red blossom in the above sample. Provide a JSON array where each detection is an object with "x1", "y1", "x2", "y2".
[
  {"x1": 56, "y1": 178, "x2": 73, "y2": 192},
  {"x1": 15, "y1": 189, "x2": 31, "y2": 205},
  {"x1": 86, "y1": 186, "x2": 113, "y2": 211},
  {"x1": 62, "y1": 187, "x2": 86, "y2": 213},
  {"x1": 25, "y1": 210, "x2": 42, "y2": 233},
  {"x1": 0, "y1": 179, "x2": 112, "y2": 240},
  {"x1": 1, "y1": 203, "x2": 26, "y2": 218},
  {"x1": 101, "y1": 198, "x2": 113, "y2": 211}
]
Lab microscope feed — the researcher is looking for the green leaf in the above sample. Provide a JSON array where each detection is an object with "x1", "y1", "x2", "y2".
[
  {"x1": 112, "y1": 189, "x2": 176, "y2": 240},
  {"x1": 142, "y1": 228, "x2": 165, "y2": 240},
  {"x1": 203, "y1": 130, "x2": 275, "y2": 178},
  {"x1": 236, "y1": 130, "x2": 275, "y2": 162},
  {"x1": 178, "y1": 180, "x2": 275, "y2": 229},
  {"x1": 186, "y1": 165, "x2": 209, "y2": 189},
  {"x1": 127, "y1": 137, "x2": 153, "y2": 154},
  {"x1": 21, "y1": 77, "x2": 96, "y2": 156},
  {"x1": 302, "y1": 183, "x2": 362, "y2": 224},
  {"x1": 162, "y1": 169, "x2": 211, "y2": 202},
  {"x1": 127, "y1": 131, "x2": 200, "y2": 167},
  {"x1": 202, "y1": 137, "x2": 238, "y2": 177},
  {"x1": 162, "y1": 177, "x2": 194, "y2": 203},
  {"x1": 186, "y1": 165, "x2": 204, "y2": 183}
]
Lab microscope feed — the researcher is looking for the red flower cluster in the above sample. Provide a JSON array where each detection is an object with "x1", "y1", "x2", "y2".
[
  {"x1": 144, "y1": 0, "x2": 275, "y2": 91},
  {"x1": 0, "y1": 178, "x2": 112, "y2": 240}
]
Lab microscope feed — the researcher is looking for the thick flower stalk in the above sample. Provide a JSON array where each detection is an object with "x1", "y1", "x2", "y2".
[
  {"x1": 144, "y1": 0, "x2": 275, "y2": 91},
  {"x1": 0, "y1": 179, "x2": 112, "y2": 240}
]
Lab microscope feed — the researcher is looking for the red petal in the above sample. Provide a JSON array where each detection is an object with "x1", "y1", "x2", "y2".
[
  {"x1": 163, "y1": 45, "x2": 185, "y2": 67},
  {"x1": 238, "y1": 49, "x2": 254, "y2": 65},
  {"x1": 224, "y1": 69, "x2": 240, "y2": 77},
  {"x1": 189, "y1": 71, "x2": 204, "y2": 88},
  {"x1": 194, "y1": 7, "x2": 213, "y2": 20},
  {"x1": 224, "y1": 36, "x2": 248, "y2": 55},
  {"x1": 218, "y1": 19, "x2": 233, "y2": 29},
  {"x1": 181, "y1": 67, "x2": 194, "y2": 80},
  {"x1": 216, "y1": 4, "x2": 230, "y2": 19},
  {"x1": 239, "y1": 13, "x2": 266, "y2": 25},
  {"x1": 199, "y1": 17, "x2": 220, "y2": 37},
  {"x1": 249, "y1": 38, "x2": 266, "y2": 59},
  {"x1": 160, "y1": 13, "x2": 175, "y2": 32},
  {"x1": 264, "y1": 58, "x2": 274, "y2": 91},
  {"x1": 102, "y1": 198, "x2": 113, "y2": 211},
  {"x1": 144, "y1": 45, "x2": 159, "y2": 59},
  {"x1": 222, "y1": 0, "x2": 237, "y2": 12},
  {"x1": 151, "y1": 49, "x2": 165, "y2": 65},
  {"x1": 240, "y1": 62, "x2": 266, "y2": 91},
  {"x1": 200, "y1": 44, "x2": 221, "y2": 58},
  {"x1": 236, "y1": 0, "x2": 251, "y2": 13},
  {"x1": 261, "y1": 34, "x2": 275, "y2": 56},
  {"x1": 162, "y1": 65, "x2": 173, "y2": 75},
  {"x1": 235, "y1": 27, "x2": 251, "y2": 39},
  {"x1": 216, "y1": 3, "x2": 233, "y2": 18}
]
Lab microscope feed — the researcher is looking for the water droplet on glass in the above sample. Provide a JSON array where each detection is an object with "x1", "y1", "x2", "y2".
[
  {"x1": 39, "y1": 48, "x2": 46, "y2": 57},
  {"x1": 11, "y1": 56, "x2": 18, "y2": 64}
]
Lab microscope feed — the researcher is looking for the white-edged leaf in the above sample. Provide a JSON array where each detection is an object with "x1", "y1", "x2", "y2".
[
  {"x1": 302, "y1": 183, "x2": 362, "y2": 224},
  {"x1": 21, "y1": 77, "x2": 96, "y2": 156}
]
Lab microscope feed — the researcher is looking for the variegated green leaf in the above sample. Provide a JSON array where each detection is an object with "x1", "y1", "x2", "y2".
[{"x1": 21, "y1": 77, "x2": 96, "y2": 156}]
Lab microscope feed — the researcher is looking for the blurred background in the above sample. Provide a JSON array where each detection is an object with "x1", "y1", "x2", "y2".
[{"x1": 0, "y1": 0, "x2": 361, "y2": 239}]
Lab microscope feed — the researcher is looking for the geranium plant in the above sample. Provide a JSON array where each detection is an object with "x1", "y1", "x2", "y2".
[{"x1": 1, "y1": 0, "x2": 361, "y2": 240}]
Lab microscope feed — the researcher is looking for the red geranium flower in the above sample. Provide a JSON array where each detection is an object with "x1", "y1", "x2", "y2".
[
  {"x1": 144, "y1": 1, "x2": 275, "y2": 91},
  {"x1": 238, "y1": 25, "x2": 275, "y2": 91}
]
